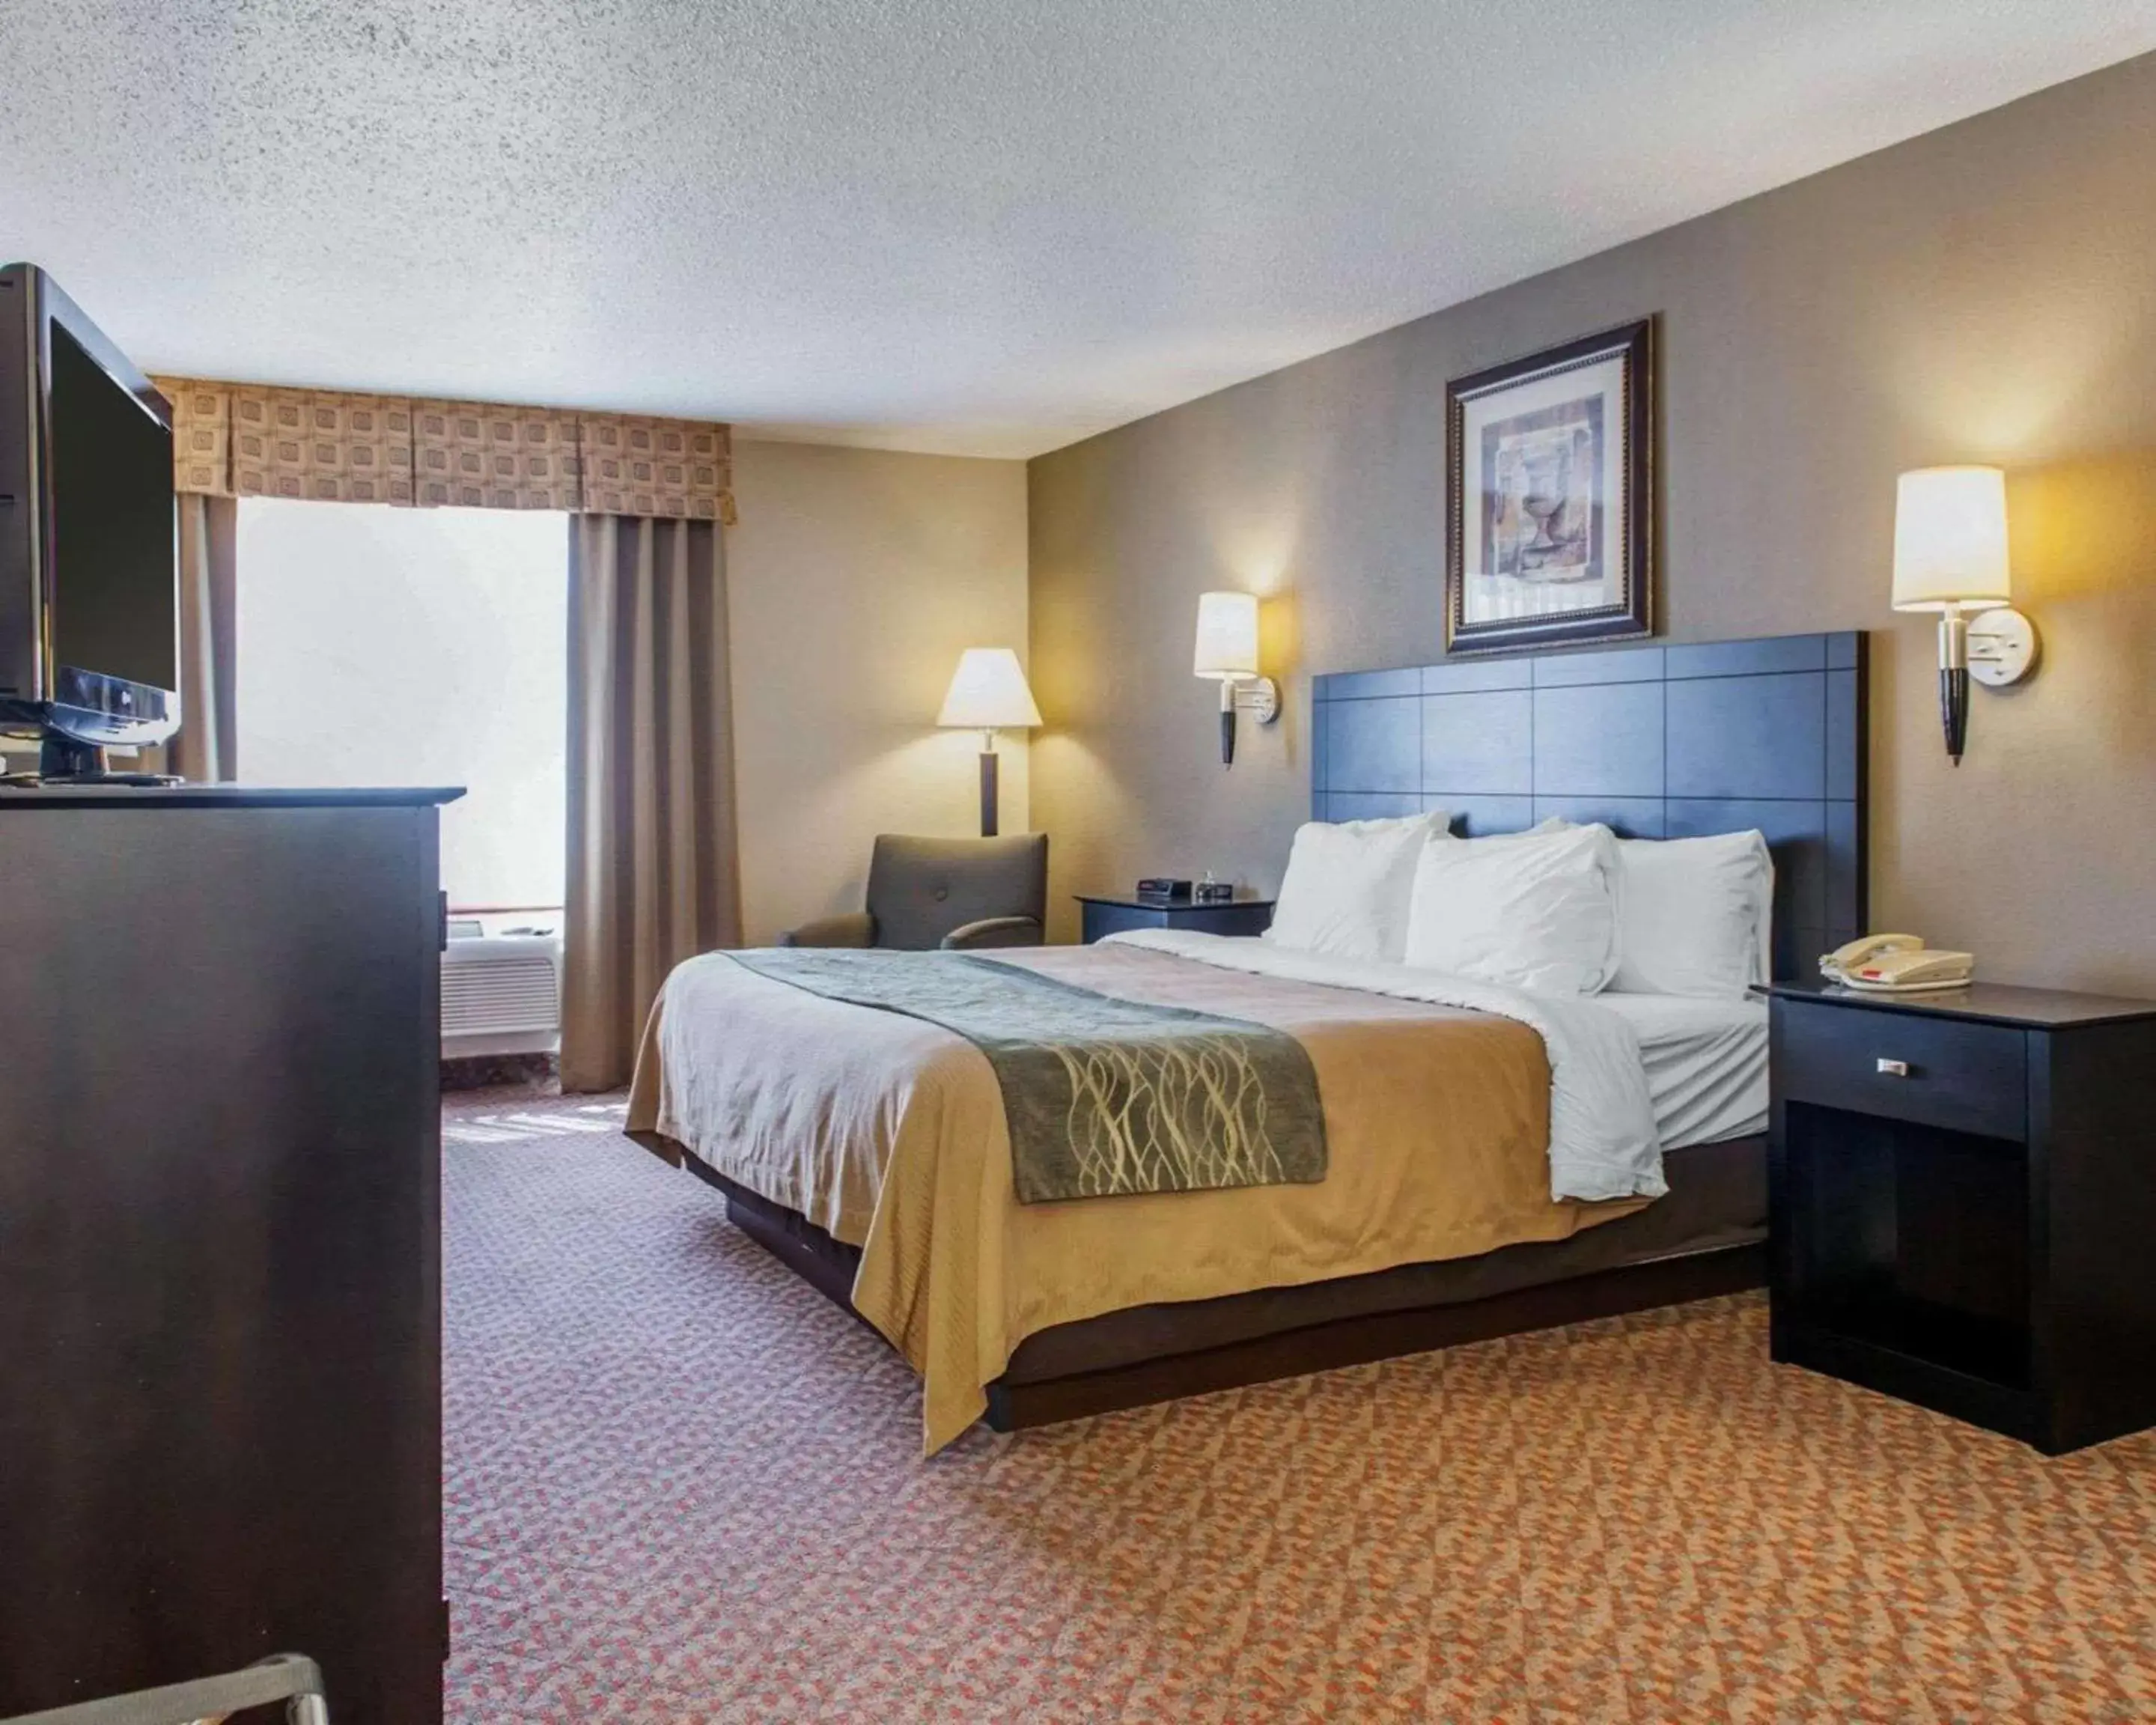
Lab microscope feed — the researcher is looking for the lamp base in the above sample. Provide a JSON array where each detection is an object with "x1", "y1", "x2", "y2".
[
  {"x1": 1939, "y1": 666, "x2": 1970, "y2": 766},
  {"x1": 1215, "y1": 675, "x2": 1280, "y2": 767},
  {"x1": 1937, "y1": 611, "x2": 1970, "y2": 765},
  {"x1": 978, "y1": 749, "x2": 999, "y2": 836}
]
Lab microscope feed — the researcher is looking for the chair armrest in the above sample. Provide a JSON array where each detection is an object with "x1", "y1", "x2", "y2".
[
  {"x1": 777, "y1": 911, "x2": 876, "y2": 948},
  {"x1": 940, "y1": 916, "x2": 1043, "y2": 950}
]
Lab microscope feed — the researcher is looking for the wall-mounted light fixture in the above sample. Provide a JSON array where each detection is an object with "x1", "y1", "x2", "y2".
[
  {"x1": 1193, "y1": 591, "x2": 1279, "y2": 766},
  {"x1": 1890, "y1": 466, "x2": 2040, "y2": 764},
  {"x1": 937, "y1": 647, "x2": 1041, "y2": 835}
]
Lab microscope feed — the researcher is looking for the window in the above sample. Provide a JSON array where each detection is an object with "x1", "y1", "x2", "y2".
[{"x1": 236, "y1": 499, "x2": 567, "y2": 910}]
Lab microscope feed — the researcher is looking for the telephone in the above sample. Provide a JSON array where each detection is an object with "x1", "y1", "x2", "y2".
[{"x1": 1820, "y1": 934, "x2": 1976, "y2": 993}]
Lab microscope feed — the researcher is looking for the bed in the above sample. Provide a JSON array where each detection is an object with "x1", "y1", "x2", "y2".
[{"x1": 627, "y1": 630, "x2": 1867, "y2": 1452}]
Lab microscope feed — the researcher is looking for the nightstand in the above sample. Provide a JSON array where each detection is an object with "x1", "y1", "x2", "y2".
[
  {"x1": 1075, "y1": 894, "x2": 1275, "y2": 944},
  {"x1": 1762, "y1": 976, "x2": 2156, "y2": 1454}
]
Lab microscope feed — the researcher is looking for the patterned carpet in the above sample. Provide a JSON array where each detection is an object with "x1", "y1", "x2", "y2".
[{"x1": 443, "y1": 1090, "x2": 2156, "y2": 1723}]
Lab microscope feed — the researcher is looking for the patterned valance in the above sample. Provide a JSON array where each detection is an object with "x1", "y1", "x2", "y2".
[
  {"x1": 231, "y1": 389, "x2": 415, "y2": 505},
  {"x1": 161, "y1": 378, "x2": 234, "y2": 496},
  {"x1": 413, "y1": 400, "x2": 582, "y2": 511},
  {"x1": 581, "y1": 417, "x2": 732, "y2": 523},
  {"x1": 149, "y1": 377, "x2": 734, "y2": 524}
]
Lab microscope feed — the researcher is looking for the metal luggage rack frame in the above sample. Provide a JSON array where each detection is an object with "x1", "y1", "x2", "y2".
[{"x1": 1, "y1": 1654, "x2": 329, "y2": 1725}]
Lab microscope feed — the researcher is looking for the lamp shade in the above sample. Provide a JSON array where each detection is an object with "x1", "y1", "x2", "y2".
[
  {"x1": 1892, "y1": 466, "x2": 2012, "y2": 612},
  {"x1": 937, "y1": 648, "x2": 1041, "y2": 729},
  {"x1": 1193, "y1": 590, "x2": 1261, "y2": 678}
]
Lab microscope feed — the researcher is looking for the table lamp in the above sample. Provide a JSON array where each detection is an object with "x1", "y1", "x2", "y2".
[{"x1": 937, "y1": 647, "x2": 1041, "y2": 836}]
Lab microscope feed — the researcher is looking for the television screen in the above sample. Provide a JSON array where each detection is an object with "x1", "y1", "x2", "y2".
[{"x1": 48, "y1": 322, "x2": 176, "y2": 693}]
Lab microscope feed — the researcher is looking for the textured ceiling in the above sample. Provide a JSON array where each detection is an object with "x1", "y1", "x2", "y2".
[{"x1": 3, "y1": 1, "x2": 2152, "y2": 457}]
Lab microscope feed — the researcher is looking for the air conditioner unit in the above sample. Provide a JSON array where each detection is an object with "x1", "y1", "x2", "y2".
[{"x1": 441, "y1": 931, "x2": 562, "y2": 1058}]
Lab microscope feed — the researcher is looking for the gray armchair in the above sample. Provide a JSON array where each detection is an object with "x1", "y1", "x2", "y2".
[{"x1": 779, "y1": 833, "x2": 1048, "y2": 950}]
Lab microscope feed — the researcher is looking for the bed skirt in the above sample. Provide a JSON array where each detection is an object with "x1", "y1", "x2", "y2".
[{"x1": 682, "y1": 1132, "x2": 1765, "y2": 1428}]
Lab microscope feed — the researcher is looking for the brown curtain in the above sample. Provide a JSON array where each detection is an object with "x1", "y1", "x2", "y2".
[
  {"x1": 168, "y1": 493, "x2": 239, "y2": 782},
  {"x1": 561, "y1": 514, "x2": 742, "y2": 1092}
]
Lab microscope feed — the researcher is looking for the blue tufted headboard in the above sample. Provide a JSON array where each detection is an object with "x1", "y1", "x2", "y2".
[{"x1": 1311, "y1": 631, "x2": 1867, "y2": 979}]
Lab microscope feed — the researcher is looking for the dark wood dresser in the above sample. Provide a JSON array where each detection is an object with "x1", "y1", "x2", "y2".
[
  {"x1": 0, "y1": 785, "x2": 459, "y2": 1722},
  {"x1": 1764, "y1": 976, "x2": 2156, "y2": 1455}
]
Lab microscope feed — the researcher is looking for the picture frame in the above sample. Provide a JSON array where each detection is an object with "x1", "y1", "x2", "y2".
[{"x1": 1445, "y1": 317, "x2": 1655, "y2": 657}]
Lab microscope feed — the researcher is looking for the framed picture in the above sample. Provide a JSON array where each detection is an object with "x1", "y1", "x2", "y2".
[{"x1": 1445, "y1": 317, "x2": 1654, "y2": 656}]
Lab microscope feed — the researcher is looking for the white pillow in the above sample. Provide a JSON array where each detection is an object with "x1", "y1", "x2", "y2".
[
  {"x1": 1265, "y1": 812, "x2": 1449, "y2": 962},
  {"x1": 1610, "y1": 831, "x2": 1773, "y2": 999},
  {"x1": 1402, "y1": 824, "x2": 1621, "y2": 994},
  {"x1": 1479, "y1": 815, "x2": 1572, "y2": 840}
]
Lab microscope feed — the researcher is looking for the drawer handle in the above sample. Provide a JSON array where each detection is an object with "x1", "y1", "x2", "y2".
[{"x1": 1875, "y1": 1057, "x2": 1910, "y2": 1077}]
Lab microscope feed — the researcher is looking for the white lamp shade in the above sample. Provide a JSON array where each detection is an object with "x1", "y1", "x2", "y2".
[
  {"x1": 1193, "y1": 590, "x2": 1261, "y2": 678},
  {"x1": 937, "y1": 647, "x2": 1041, "y2": 729},
  {"x1": 1892, "y1": 466, "x2": 2012, "y2": 611}
]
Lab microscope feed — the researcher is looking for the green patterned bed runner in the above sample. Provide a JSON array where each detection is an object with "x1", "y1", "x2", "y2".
[{"x1": 727, "y1": 949, "x2": 1327, "y2": 1204}]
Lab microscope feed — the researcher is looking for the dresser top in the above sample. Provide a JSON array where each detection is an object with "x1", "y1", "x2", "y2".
[
  {"x1": 0, "y1": 785, "x2": 466, "y2": 810},
  {"x1": 1761, "y1": 975, "x2": 2156, "y2": 1029}
]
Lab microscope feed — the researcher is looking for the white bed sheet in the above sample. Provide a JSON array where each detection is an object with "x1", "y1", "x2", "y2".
[
  {"x1": 1596, "y1": 993, "x2": 1769, "y2": 1149},
  {"x1": 1109, "y1": 930, "x2": 1666, "y2": 1200}
]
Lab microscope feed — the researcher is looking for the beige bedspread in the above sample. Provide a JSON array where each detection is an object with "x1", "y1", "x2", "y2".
[{"x1": 626, "y1": 942, "x2": 1645, "y2": 1454}]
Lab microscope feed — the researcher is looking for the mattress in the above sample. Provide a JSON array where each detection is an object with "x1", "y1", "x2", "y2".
[
  {"x1": 999, "y1": 986, "x2": 1767, "y2": 1393},
  {"x1": 630, "y1": 938, "x2": 1660, "y2": 1453},
  {"x1": 1598, "y1": 991, "x2": 1770, "y2": 1149}
]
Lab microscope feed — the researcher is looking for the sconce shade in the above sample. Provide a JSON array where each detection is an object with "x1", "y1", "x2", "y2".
[
  {"x1": 1193, "y1": 590, "x2": 1261, "y2": 678},
  {"x1": 937, "y1": 648, "x2": 1041, "y2": 730},
  {"x1": 1892, "y1": 466, "x2": 2012, "y2": 611}
]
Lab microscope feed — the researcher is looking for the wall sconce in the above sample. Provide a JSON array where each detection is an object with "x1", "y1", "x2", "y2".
[
  {"x1": 1890, "y1": 466, "x2": 2040, "y2": 764},
  {"x1": 1193, "y1": 590, "x2": 1279, "y2": 765},
  {"x1": 937, "y1": 647, "x2": 1041, "y2": 835}
]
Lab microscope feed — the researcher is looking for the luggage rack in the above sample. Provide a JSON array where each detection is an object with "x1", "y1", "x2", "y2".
[{"x1": 1, "y1": 1655, "x2": 329, "y2": 1725}]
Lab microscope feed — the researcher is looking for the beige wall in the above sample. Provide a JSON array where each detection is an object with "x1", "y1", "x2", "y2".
[
  {"x1": 1029, "y1": 53, "x2": 2156, "y2": 990},
  {"x1": 728, "y1": 439, "x2": 1030, "y2": 943}
]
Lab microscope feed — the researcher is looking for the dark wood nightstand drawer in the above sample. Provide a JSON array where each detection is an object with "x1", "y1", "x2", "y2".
[{"x1": 1775, "y1": 999, "x2": 2026, "y2": 1140}]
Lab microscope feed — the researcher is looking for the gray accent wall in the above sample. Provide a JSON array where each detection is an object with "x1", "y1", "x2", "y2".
[{"x1": 1027, "y1": 52, "x2": 2156, "y2": 993}]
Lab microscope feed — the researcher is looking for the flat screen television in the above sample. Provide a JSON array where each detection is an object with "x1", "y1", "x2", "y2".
[{"x1": 0, "y1": 262, "x2": 181, "y2": 781}]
